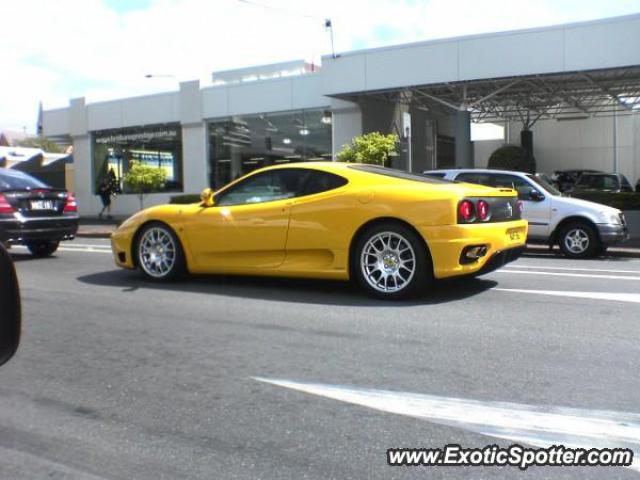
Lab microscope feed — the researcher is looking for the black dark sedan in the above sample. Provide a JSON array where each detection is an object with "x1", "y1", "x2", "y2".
[{"x1": 0, "y1": 168, "x2": 78, "y2": 257}]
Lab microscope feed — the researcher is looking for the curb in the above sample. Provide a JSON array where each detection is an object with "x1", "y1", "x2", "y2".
[{"x1": 524, "y1": 243, "x2": 640, "y2": 259}]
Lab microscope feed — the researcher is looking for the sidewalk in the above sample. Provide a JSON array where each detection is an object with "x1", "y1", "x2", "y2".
[
  {"x1": 76, "y1": 217, "x2": 640, "y2": 258},
  {"x1": 77, "y1": 217, "x2": 123, "y2": 239}
]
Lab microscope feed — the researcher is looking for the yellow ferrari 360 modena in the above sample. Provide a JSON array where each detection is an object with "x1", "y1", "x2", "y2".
[{"x1": 111, "y1": 162, "x2": 527, "y2": 299}]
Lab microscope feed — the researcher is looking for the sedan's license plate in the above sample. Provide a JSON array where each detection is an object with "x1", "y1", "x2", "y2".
[
  {"x1": 31, "y1": 200, "x2": 54, "y2": 210},
  {"x1": 507, "y1": 227, "x2": 525, "y2": 243}
]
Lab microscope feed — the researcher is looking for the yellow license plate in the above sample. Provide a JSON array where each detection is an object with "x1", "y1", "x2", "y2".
[{"x1": 507, "y1": 227, "x2": 525, "y2": 243}]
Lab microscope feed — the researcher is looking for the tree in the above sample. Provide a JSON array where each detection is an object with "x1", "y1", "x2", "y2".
[
  {"x1": 123, "y1": 161, "x2": 166, "y2": 210},
  {"x1": 17, "y1": 137, "x2": 65, "y2": 153},
  {"x1": 337, "y1": 132, "x2": 398, "y2": 167},
  {"x1": 488, "y1": 145, "x2": 536, "y2": 173}
]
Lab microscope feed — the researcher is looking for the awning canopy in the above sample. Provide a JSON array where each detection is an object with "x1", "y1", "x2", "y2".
[{"x1": 349, "y1": 65, "x2": 640, "y2": 126}]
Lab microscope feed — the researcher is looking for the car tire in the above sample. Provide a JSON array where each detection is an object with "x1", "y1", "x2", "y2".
[
  {"x1": 352, "y1": 223, "x2": 432, "y2": 299},
  {"x1": 135, "y1": 222, "x2": 185, "y2": 281},
  {"x1": 26, "y1": 241, "x2": 59, "y2": 258},
  {"x1": 557, "y1": 221, "x2": 600, "y2": 259}
]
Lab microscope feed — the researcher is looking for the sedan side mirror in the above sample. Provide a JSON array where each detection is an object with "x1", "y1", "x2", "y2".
[
  {"x1": 0, "y1": 244, "x2": 21, "y2": 367},
  {"x1": 200, "y1": 188, "x2": 215, "y2": 208}
]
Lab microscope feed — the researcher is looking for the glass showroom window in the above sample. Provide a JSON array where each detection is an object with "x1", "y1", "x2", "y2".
[
  {"x1": 208, "y1": 109, "x2": 332, "y2": 189},
  {"x1": 92, "y1": 124, "x2": 183, "y2": 193}
]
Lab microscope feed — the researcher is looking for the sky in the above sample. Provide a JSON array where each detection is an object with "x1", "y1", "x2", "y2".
[{"x1": 2, "y1": 0, "x2": 640, "y2": 133}]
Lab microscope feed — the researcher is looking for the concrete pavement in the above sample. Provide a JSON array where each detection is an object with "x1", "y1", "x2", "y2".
[{"x1": 1, "y1": 239, "x2": 639, "y2": 479}]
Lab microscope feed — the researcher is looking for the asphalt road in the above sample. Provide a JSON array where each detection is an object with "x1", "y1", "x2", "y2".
[{"x1": 1, "y1": 239, "x2": 640, "y2": 479}]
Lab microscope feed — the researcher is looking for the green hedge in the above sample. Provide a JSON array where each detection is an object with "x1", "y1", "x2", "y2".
[
  {"x1": 488, "y1": 145, "x2": 536, "y2": 173},
  {"x1": 169, "y1": 193, "x2": 201, "y2": 204},
  {"x1": 568, "y1": 192, "x2": 640, "y2": 210}
]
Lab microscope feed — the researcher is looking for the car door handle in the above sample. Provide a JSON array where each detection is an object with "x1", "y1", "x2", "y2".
[{"x1": 252, "y1": 218, "x2": 266, "y2": 225}]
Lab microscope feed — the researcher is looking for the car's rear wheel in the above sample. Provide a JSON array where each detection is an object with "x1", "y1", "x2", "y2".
[
  {"x1": 26, "y1": 240, "x2": 59, "y2": 258},
  {"x1": 136, "y1": 223, "x2": 185, "y2": 281},
  {"x1": 353, "y1": 223, "x2": 431, "y2": 299},
  {"x1": 558, "y1": 221, "x2": 599, "y2": 259}
]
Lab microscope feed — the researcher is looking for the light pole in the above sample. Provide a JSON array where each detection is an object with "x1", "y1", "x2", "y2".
[{"x1": 145, "y1": 74, "x2": 178, "y2": 80}]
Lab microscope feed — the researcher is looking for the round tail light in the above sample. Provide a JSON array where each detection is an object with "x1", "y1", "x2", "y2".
[
  {"x1": 459, "y1": 200, "x2": 475, "y2": 222},
  {"x1": 477, "y1": 200, "x2": 490, "y2": 221}
]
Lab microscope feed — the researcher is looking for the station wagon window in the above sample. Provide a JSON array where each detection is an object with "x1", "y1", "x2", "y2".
[
  {"x1": 492, "y1": 174, "x2": 539, "y2": 199},
  {"x1": 456, "y1": 172, "x2": 493, "y2": 186}
]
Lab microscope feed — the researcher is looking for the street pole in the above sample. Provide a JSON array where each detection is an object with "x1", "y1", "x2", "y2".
[{"x1": 613, "y1": 107, "x2": 618, "y2": 173}]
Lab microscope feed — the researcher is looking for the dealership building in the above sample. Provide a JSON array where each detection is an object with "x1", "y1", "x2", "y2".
[{"x1": 42, "y1": 13, "x2": 640, "y2": 216}]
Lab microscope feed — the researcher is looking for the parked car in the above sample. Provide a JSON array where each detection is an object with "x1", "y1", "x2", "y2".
[
  {"x1": 0, "y1": 168, "x2": 79, "y2": 257},
  {"x1": 569, "y1": 172, "x2": 634, "y2": 194},
  {"x1": 424, "y1": 168, "x2": 628, "y2": 258},
  {"x1": 0, "y1": 243, "x2": 20, "y2": 367},
  {"x1": 552, "y1": 169, "x2": 603, "y2": 192},
  {"x1": 112, "y1": 163, "x2": 527, "y2": 299}
]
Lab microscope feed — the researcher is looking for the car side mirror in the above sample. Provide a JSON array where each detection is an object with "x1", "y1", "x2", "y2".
[
  {"x1": 200, "y1": 188, "x2": 215, "y2": 207},
  {"x1": 527, "y1": 190, "x2": 545, "y2": 202},
  {"x1": 0, "y1": 244, "x2": 21, "y2": 367}
]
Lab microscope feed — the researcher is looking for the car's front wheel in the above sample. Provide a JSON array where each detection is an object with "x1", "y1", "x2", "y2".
[
  {"x1": 558, "y1": 221, "x2": 600, "y2": 259},
  {"x1": 353, "y1": 223, "x2": 431, "y2": 299},
  {"x1": 136, "y1": 223, "x2": 185, "y2": 281},
  {"x1": 26, "y1": 240, "x2": 59, "y2": 258}
]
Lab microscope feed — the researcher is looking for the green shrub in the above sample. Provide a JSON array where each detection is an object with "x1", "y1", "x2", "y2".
[
  {"x1": 488, "y1": 145, "x2": 536, "y2": 173},
  {"x1": 123, "y1": 161, "x2": 167, "y2": 209},
  {"x1": 337, "y1": 132, "x2": 398, "y2": 166},
  {"x1": 568, "y1": 192, "x2": 640, "y2": 210},
  {"x1": 169, "y1": 193, "x2": 201, "y2": 204}
]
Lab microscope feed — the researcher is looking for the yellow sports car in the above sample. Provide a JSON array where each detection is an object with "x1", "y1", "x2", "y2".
[{"x1": 111, "y1": 162, "x2": 527, "y2": 299}]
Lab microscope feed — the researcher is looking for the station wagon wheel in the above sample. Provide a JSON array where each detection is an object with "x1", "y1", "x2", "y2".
[
  {"x1": 354, "y1": 223, "x2": 431, "y2": 299},
  {"x1": 557, "y1": 221, "x2": 599, "y2": 259},
  {"x1": 136, "y1": 223, "x2": 185, "y2": 281}
]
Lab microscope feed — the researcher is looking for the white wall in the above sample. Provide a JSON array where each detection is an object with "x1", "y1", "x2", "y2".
[
  {"x1": 532, "y1": 113, "x2": 639, "y2": 183},
  {"x1": 331, "y1": 98, "x2": 362, "y2": 158},
  {"x1": 182, "y1": 124, "x2": 208, "y2": 193},
  {"x1": 473, "y1": 139, "x2": 505, "y2": 168},
  {"x1": 201, "y1": 74, "x2": 327, "y2": 119},
  {"x1": 322, "y1": 14, "x2": 640, "y2": 94}
]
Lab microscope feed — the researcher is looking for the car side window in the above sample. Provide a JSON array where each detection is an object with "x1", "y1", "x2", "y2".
[
  {"x1": 456, "y1": 173, "x2": 493, "y2": 187},
  {"x1": 216, "y1": 170, "x2": 307, "y2": 206},
  {"x1": 492, "y1": 174, "x2": 538, "y2": 199},
  {"x1": 621, "y1": 176, "x2": 633, "y2": 192},
  {"x1": 301, "y1": 171, "x2": 348, "y2": 196}
]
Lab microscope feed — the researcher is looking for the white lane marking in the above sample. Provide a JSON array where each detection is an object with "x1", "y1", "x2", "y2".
[
  {"x1": 494, "y1": 288, "x2": 640, "y2": 304},
  {"x1": 11, "y1": 245, "x2": 112, "y2": 254},
  {"x1": 495, "y1": 269, "x2": 640, "y2": 281},
  {"x1": 254, "y1": 378, "x2": 640, "y2": 472},
  {"x1": 64, "y1": 243, "x2": 112, "y2": 249},
  {"x1": 58, "y1": 247, "x2": 112, "y2": 254},
  {"x1": 508, "y1": 265, "x2": 640, "y2": 275}
]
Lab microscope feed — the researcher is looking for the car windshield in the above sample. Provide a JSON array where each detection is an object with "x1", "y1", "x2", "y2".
[
  {"x1": 349, "y1": 165, "x2": 452, "y2": 184},
  {"x1": 0, "y1": 169, "x2": 49, "y2": 191},
  {"x1": 528, "y1": 174, "x2": 561, "y2": 196},
  {"x1": 575, "y1": 174, "x2": 620, "y2": 190}
]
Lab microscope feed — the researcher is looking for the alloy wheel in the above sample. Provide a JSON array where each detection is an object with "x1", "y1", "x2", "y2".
[
  {"x1": 138, "y1": 227, "x2": 177, "y2": 278},
  {"x1": 563, "y1": 228, "x2": 590, "y2": 254},
  {"x1": 360, "y1": 231, "x2": 416, "y2": 293}
]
